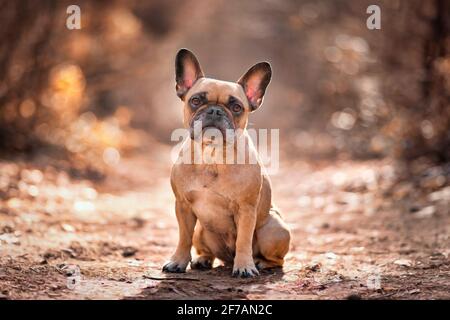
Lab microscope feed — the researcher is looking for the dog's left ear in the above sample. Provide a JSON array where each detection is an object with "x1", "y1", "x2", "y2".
[
  {"x1": 237, "y1": 62, "x2": 272, "y2": 111},
  {"x1": 175, "y1": 49, "x2": 204, "y2": 100}
]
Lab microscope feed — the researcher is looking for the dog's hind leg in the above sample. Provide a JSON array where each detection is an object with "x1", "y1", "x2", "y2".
[
  {"x1": 254, "y1": 208, "x2": 290, "y2": 270},
  {"x1": 191, "y1": 224, "x2": 215, "y2": 270}
]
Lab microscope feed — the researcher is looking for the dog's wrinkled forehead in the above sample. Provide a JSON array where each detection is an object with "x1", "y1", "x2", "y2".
[{"x1": 186, "y1": 78, "x2": 249, "y2": 109}]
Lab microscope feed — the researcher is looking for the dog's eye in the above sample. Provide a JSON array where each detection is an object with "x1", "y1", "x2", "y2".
[
  {"x1": 190, "y1": 96, "x2": 201, "y2": 107},
  {"x1": 232, "y1": 104, "x2": 242, "y2": 113}
]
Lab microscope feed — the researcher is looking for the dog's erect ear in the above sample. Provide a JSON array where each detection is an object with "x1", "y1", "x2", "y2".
[
  {"x1": 175, "y1": 49, "x2": 204, "y2": 100},
  {"x1": 237, "y1": 62, "x2": 272, "y2": 111}
]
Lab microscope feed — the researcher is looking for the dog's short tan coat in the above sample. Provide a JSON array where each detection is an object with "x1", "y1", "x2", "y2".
[{"x1": 163, "y1": 49, "x2": 290, "y2": 277}]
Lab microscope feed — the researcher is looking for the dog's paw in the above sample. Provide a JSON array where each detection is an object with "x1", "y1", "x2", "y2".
[
  {"x1": 232, "y1": 262, "x2": 259, "y2": 278},
  {"x1": 191, "y1": 256, "x2": 213, "y2": 270},
  {"x1": 162, "y1": 260, "x2": 188, "y2": 273}
]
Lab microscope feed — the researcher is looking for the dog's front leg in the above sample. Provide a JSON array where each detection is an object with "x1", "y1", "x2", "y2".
[
  {"x1": 163, "y1": 200, "x2": 196, "y2": 273},
  {"x1": 232, "y1": 204, "x2": 259, "y2": 278}
]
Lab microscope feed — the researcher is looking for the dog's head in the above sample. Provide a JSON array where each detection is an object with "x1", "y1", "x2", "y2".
[{"x1": 175, "y1": 49, "x2": 271, "y2": 141}]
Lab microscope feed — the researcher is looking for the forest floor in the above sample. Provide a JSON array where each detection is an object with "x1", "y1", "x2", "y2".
[{"x1": 0, "y1": 146, "x2": 449, "y2": 300}]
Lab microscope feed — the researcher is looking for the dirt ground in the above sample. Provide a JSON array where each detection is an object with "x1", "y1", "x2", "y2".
[{"x1": 0, "y1": 146, "x2": 449, "y2": 300}]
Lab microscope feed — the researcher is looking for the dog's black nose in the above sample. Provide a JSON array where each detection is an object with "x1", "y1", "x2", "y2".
[{"x1": 206, "y1": 106, "x2": 225, "y2": 119}]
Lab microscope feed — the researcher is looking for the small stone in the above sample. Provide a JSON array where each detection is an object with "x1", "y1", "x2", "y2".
[
  {"x1": 61, "y1": 223, "x2": 75, "y2": 232},
  {"x1": 122, "y1": 246, "x2": 138, "y2": 257}
]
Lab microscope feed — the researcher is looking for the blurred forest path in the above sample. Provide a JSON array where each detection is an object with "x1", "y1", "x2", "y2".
[
  {"x1": 0, "y1": 0, "x2": 449, "y2": 300},
  {"x1": 1, "y1": 148, "x2": 449, "y2": 300}
]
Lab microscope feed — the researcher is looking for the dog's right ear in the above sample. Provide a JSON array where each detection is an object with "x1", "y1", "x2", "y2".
[{"x1": 175, "y1": 49, "x2": 204, "y2": 100}]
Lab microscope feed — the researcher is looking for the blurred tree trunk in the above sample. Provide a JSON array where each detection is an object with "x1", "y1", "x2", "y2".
[
  {"x1": 0, "y1": 0, "x2": 57, "y2": 153},
  {"x1": 380, "y1": 0, "x2": 450, "y2": 161},
  {"x1": 421, "y1": 0, "x2": 450, "y2": 161}
]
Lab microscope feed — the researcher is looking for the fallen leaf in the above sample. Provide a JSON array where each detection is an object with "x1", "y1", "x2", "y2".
[
  {"x1": 325, "y1": 252, "x2": 338, "y2": 260},
  {"x1": 0, "y1": 233, "x2": 20, "y2": 245},
  {"x1": 414, "y1": 206, "x2": 435, "y2": 218},
  {"x1": 393, "y1": 259, "x2": 413, "y2": 267}
]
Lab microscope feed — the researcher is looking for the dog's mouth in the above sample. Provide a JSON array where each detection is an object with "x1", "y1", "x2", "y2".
[
  {"x1": 201, "y1": 125, "x2": 217, "y2": 131},
  {"x1": 189, "y1": 107, "x2": 235, "y2": 142},
  {"x1": 190, "y1": 123, "x2": 235, "y2": 144}
]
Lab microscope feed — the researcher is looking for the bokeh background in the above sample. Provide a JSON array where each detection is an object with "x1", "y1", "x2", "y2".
[
  {"x1": 0, "y1": 0, "x2": 450, "y2": 300},
  {"x1": 1, "y1": 0, "x2": 449, "y2": 174}
]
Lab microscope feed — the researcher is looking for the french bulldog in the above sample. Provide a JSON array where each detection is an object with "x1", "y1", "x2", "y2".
[{"x1": 163, "y1": 49, "x2": 290, "y2": 278}]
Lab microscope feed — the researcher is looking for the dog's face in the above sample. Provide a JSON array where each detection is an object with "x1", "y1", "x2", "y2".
[{"x1": 175, "y1": 49, "x2": 271, "y2": 141}]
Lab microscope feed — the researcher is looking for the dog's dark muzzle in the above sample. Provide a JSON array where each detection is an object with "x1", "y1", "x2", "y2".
[{"x1": 190, "y1": 105, "x2": 235, "y2": 140}]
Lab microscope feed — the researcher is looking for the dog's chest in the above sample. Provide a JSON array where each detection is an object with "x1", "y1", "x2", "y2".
[
  {"x1": 181, "y1": 164, "x2": 235, "y2": 197},
  {"x1": 179, "y1": 165, "x2": 238, "y2": 232},
  {"x1": 173, "y1": 162, "x2": 261, "y2": 225}
]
